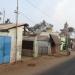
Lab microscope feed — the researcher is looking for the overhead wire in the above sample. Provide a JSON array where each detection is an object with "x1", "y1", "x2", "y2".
[
  {"x1": 20, "y1": 12, "x2": 36, "y2": 24},
  {"x1": 19, "y1": 0, "x2": 51, "y2": 25},
  {"x1": 26, "y1": 0, "x2": 50, "y2": 19},
  {"x1": 24, "y1": 15, "x2": 35, "y2": 24}
]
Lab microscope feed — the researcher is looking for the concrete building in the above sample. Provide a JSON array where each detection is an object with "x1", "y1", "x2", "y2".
[
  {"x1": 22, "y1": 33, "x2": 61, "y2": 57},
  {"x1": 22, "y1": 35, "x2": 51, "y2": 57},
  {"x1": 0, "y1": 23, "x2": 25, "y2": 64}
]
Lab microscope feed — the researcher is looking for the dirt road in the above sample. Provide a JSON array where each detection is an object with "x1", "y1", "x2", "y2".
[{"x1": 0, "y1": 51, "x2": 75, "y2": 75}]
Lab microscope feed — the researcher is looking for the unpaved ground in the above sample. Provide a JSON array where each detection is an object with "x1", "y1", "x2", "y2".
[{"x1": 0, "y1": 51, "x2": 75, "y2": 75}]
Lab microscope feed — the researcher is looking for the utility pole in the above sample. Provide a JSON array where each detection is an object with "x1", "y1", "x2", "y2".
[
  {"x1": 15, "y1": 0, "x2": 19, "y2": 62},
  {"x1": 3, "y1": 10, "x2": 5, "y2": 24}
]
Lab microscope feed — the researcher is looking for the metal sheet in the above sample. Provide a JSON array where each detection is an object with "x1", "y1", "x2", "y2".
[
  {"x1": 4, "y1": 36, "x2": 11, "y2": 63},
  {"x1": 0, "y1": 37, "x2": 3, "y2": 64},
  {"x1": 0, "y1": 36, "x2": 11, "y2": 64}
]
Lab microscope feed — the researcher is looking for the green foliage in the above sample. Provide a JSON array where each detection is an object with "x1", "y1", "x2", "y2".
[
  {"x1": 63, "y1": 43, "x2": 67, "y2": 50},
  {"x1": 63, "y1": 37, "x2": 70, "y2": 50},
  {"x1": 68, "y1": 27, "x2": 74, "y2": 32}
]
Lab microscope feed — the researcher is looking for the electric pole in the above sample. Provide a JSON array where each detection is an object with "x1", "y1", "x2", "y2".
[
  {"x1": 15, "y1": 0, "x2": 19, "y2": 62},
  {"x1": 3, "y1": 10, "x2": 5, "y2": 24}
]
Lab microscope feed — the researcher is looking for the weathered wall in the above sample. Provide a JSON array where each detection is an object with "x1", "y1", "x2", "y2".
[
  {"x1": 37, "y1": 40, "x2": 51, "y2": 55},
  {"x1": 9, "y1": 27, "x2": 23, "y2": 63},
  {"x1": 16, "y1": 27, "x2": 23, "y2": 61},
  {"x1": 0, "y1": 26, "x2": 23, "y2": 63},
  {"x1": 33, "y1": 36, "x2": 38, "y2": 57}
]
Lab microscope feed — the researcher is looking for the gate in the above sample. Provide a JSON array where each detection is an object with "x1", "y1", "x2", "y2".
[
  {"x1": 0, "y1": 36, "x2": 11, "y2": 64},
  {"x1": 38, "y1": 46, "x2": 48, "y2": 55},
  {"x1": 38, "y1": 41, "x2": 48, "y2": 56}
]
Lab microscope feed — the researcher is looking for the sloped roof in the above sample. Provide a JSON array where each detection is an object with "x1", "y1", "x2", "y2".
[
  {"x1": 50, "y1": 34, "x2": 61, "y2": 45},
  {"x1": 37, "y1": 36, "x2": 49, "y2": 41},
  {"x1": 0, "y1": 23, "x2": 26, "y2": 31},
  {"x1": 23, "y1": 35, "x2": 49, "y2": 41},
  {"x1": 23, "y1": 36, "x2": 35, "y2": 41}
]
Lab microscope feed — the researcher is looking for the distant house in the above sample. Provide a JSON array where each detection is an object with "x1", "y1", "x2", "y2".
[
  {"x1": 0, "y1": 23, "x2": 26, "y2": 64},
  {"x1": 22, "y1": 35, "x2": 51, "y2": 57},
  {"x1": 22, "y1": 21, "x2": 61, "y2": 57},
  {"x1": 22, "y1": 33, "x2": 61, "y2": 57},
  {"x1": 49, "y1": 34, "x2": 61, "y2": 55}
]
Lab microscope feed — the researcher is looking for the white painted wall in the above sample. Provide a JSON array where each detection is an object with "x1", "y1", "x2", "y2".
[
  {"x1": 33, "y1": 36, "x2": 38, "y2": 57},
  {"x1": 9, "y1": 27, "x2": 23, "y2": 63},
  {"x1": 16, "y1": 27, "x2": 23, "y2": 61},
  {"x1": 0, "y1": 26, "x2": 24, "y2": 63}
]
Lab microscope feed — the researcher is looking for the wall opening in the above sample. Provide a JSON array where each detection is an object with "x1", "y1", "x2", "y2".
[{"x1": 22, "y1": 40, "x2": 34, "y2": 57}]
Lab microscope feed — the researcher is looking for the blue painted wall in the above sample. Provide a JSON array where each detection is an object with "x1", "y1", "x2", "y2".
[{"x1": 0, "y1": 36, "x2": 11, "y2": 64}]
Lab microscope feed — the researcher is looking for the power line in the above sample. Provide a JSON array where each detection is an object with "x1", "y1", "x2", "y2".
[
  {"x1": 24, "y1": 15, "x2": 35, "y2": 24},
  {"x1": 20, "y1": 12, "x2": 36, "y2": 24},
  {"x1": 15, "y1": 0, "x2": 19, "y2": 62},
  {"x1": 26, "y1": 0, "x2": 50, "y2": 19}
]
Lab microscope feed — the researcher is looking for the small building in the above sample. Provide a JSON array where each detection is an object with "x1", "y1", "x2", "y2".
[
  {"x1": 22, "y1": 21, "x2": 61, "y2": 57},
  {"x1": 0, "y1": 23, "x2": 25, "y2": 64},
  {"x1": 22, "y1": 33, "x2": 61, "y2": 57},
  {"x1": 49, "y1": 34, "x2": 61, "y2": 55},
  {"x1": 22, "y1": 35, "x2": 51, "y2": 57}
]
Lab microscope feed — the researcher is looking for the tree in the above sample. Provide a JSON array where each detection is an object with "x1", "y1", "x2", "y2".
[{"x1": 68, "y1": 27, "x2": 74, "y2": 32}]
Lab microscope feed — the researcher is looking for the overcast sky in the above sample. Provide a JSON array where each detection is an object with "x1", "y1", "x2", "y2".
[{"x1": 0, "y1": 0, "x2": 75, "y2": 31}]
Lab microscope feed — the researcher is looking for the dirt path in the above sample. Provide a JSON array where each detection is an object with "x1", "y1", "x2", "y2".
[{"x1": 0, "y1": 51, "x2": 75, "y2": 75}]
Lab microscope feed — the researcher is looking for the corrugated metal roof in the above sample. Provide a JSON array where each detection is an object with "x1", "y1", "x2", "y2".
[
  {"x1": 50, "y1": 34, "x2": 61, "y2": 45},
  {"x1": 37, "y1": 36, "x2": 49, "y2": 41},
  {"x1": 23, "y1": 35, "x2": 49, "y2": 41},
  {"x1": 23, "y1": 36, "x2": 35, "y2": 41},
  {"x1": 0, "y1": 23, "x2": 25, "y2": 30}
]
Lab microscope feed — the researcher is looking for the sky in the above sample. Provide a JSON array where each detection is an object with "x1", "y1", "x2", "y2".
[{"x1": 0, "y1": 0, "x2": 75, "y2": 31}]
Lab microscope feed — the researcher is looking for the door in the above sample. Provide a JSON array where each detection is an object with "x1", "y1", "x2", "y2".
[
  {"x1": 0, "y1": 36, "x2": 11, "y2": 64},
  {"x1": 0, "y1": 37, "x2": 4, "y2": 64},
  {"x1": 4, "y1": 36, "x2": 11, "y2": 63},
  {"x1": 38, "y1": 41, "x2": 48, "y2": 56},
  {"x1": 39, "y1": 46, "x2": 48, "y2": 55}
]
